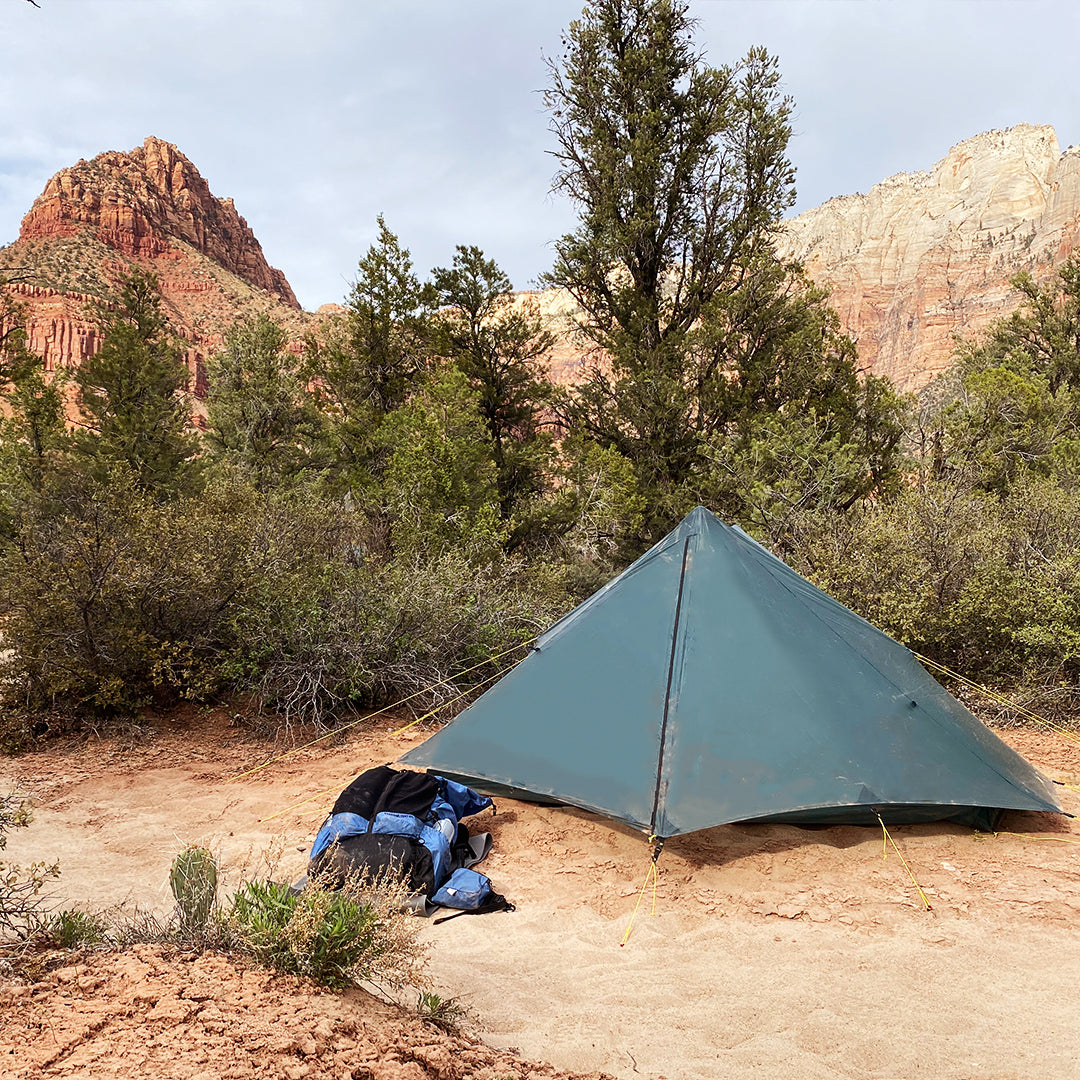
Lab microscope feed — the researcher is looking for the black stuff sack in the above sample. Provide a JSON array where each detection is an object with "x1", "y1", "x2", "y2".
[
  {"x1": 331, "y1": 766, "x2": 440, "y2": 821},
  {"x1": 309, "y1": 833, "x2": 436, "y2": 897}
]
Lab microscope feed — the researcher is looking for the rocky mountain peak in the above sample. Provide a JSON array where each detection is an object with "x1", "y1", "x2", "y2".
[
  {"x1": 6, "y1": 126, "x2": 1080, "y2": 399},
  {"x1": 19, "y1": 136, "x2": 299, "y2": 308}
]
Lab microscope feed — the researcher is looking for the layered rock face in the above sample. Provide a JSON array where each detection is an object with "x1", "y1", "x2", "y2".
[
  {"x1": 6, "y1": 127, "x2": 1080, "y2": 398},
  {"x1": 3, "y1": 282, "x2": 101, "y2": 373},
  {"x1": 1, "y1": 137, "x2": 311, "y2": 398},
  {"x1": 779, "y1": 124, "x2": 1080, "y2": 390},
  {"x1": 19, "y1": 136, "x2": 298, "y2": 308}
]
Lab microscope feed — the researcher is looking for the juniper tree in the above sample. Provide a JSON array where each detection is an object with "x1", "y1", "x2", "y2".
[
  {"x1": 304, "y1": 217, "x2": 433, "y2": 499},
  {"x1": 0, "y1": 284, "x2": 67, "y2": 500},
  {"x1": 73, "y1": 269, "x2": 202, "y2": 497},
  {"x1": 432, "y1": 245, "x2": 556, "y2": 541},
  {"x1": 925, "y1": 256, "x2": 1080, "y2": 493},
  {"x1": 544, "y1": 0, "x2": 903, "y2": 541},
  {"x1": 206, "y1": 313, "x2": 316, "y2": 490}
]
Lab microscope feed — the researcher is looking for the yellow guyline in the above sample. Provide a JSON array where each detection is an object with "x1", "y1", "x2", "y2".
[
  {"x1": 913, "y1": 652, "x2": 1080, "y2": 749},
  {"x1": 228, "y1": 640, "x2": 533, "y2": 785},
  {"x1": 876, "y1": 813, "x2": 932, "y2": 911},
  {"x1": 620, "y1": 836, "x2": 664, "y2": 946},
  {"x1": 617, "y1": 652, "x2": 1074, "y2": 941}
]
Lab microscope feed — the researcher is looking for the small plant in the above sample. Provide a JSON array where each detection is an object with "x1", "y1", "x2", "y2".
[
  {"x1": 1, "y1": 792, "x2": 60, "y2": 944},
  {"x1": 227, "y1": 872, "x2": 425, "y2": 990},
  {"x1": 169, "y1": 846, "x2": 218, "y2": 936},
  {"x1": 227, "y1": 879, "x2": 377, "y2": 988},
  {"x1": 416, "y1": 990, "x2": 469, "y2": 1033},
  {"x1": 48, "y1": 908, "x2": 109, "y2": 949}
]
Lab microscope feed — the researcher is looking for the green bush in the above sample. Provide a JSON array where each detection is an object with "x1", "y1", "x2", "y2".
[
  {"x1": 1, "y1": 470, "x2": 248, "y2": 714},
  {"x1": 1, "y1": 450, "x2": 560, "y2": 736},
  {"x1": 0, "y1": 472, "x2": 363, "y2": 723},
  {"x1": 227, "y1": 547, "x2": 558, "y2": 731},
  {"x1": 784, "y1": 476, "x2": 1080, "y2": 717},
  {"x1": 227, "y1": 875, "x2": 424, "y2": 990},
  {"x1": 416, "y1": 990, "x2": 469, "y2": 1033}
]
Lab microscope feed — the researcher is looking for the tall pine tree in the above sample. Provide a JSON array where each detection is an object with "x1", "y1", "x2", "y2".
[
  {"x1": 206, "y1": 313, "x2": 316, "y2": 491},
  {"x1": 544, "y1": 0, "x2": 903, "y2": 542},
  {"x1": 74, "y1": 269, "x2": 201, "y2": 497},
  {"x1": 432, "y1": 245, "x2": 555, "y2": 543},
  {"x1": 304, "y1": 216, "x2": 433, "y2": 500}
]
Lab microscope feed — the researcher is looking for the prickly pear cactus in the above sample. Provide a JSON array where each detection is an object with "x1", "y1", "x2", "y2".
[{"x1": 169, "y1": 846, "x2": 218, "y2": 934}]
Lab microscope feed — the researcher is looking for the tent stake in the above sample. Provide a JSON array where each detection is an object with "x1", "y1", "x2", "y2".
[{"x1": 619, "y1": 837, "x2": 665, "y2": 946}]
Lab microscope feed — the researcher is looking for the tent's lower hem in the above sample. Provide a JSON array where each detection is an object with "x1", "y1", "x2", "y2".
[
  {"x1": 422, "y1": 773, "x2": 1021, "y2": 833},
  {"x1": 725, "y1": 804, "x2": 1004, "y2": 831},
  {"x1": 431, "y1": 774, "x2": 573, "y2": 809}
]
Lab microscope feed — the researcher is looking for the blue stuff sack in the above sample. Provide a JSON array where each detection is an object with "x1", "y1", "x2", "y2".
[
  {"x1": 371, "y1": 812, "x2": 425, "y2": 840},
  {"x1": 430, "y1": 868, "x2": 492, "y2": 910},
  {"x1": 309, "y1": 812, "x2": 370, "y2": 859},
  {"x1": 438, "y1": 777, "x2": 494, "y2": 820}
]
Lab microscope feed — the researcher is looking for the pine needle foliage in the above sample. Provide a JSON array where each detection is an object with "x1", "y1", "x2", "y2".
[
  {"x1": 73, "y1": 269, "x2": 202, "y2": 498},
  {"x1": 543, "y1": 0, "x2": 905, "y2": 542}
]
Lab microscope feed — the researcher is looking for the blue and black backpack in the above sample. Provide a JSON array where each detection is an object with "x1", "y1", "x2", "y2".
[{"x1": 306, "y1": 765, "x2": 514, "y2": 919}]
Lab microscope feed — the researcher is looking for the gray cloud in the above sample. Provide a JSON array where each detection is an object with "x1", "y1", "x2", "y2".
[{"x1": 2, "y1": 0, "x2": 1076, "y2": 309}]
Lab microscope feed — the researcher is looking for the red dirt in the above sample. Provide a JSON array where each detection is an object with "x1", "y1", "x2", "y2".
[
  {"x1": 0, "y1": 945, "x2": 607, "y2": 1080},
  {"x1": 3, "y1": 713, "x2": 1079, "y2": 1079}
]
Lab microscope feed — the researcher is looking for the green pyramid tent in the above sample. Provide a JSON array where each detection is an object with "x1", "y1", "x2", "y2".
[{"x1": 400, "y1": 507, "x2": 1061, "y2": 836}]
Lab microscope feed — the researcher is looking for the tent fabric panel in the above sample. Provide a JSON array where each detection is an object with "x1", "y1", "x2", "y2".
[
  {"x1": 652, "y1": 511, "x2": 1059, "y2": 835},
  {"x1": 534, "y1": 529, "x2": 686, "y2": 652},
  {"x1": 717, "y1": 516, "x2": 1060, "y2": 814},
  {"x1": 654, "y1": 515, "x2": 955, "y2": 832},
  {"x1": 401, "y1": 506, "x2": 1062, "y2": 838},
  {"x1": 402, "y1": 536, "x2": 689, "y2": 831}
]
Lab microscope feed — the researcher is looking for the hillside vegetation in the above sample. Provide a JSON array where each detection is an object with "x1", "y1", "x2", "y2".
[{"x1": 2, "y1": 0, "x2": 1078, "y2": 742}]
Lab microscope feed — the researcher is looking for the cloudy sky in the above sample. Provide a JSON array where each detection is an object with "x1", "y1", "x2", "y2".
[{"x1": 2, "y1": 0, "x2": 1077, "y2": 310}]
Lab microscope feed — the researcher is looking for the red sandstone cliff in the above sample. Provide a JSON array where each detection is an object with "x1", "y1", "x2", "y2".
[
  {"x1": 1, "y1": 137, "x2": 312, "y2": 396},
  {"x1": 19, "y1": 136, "x2": 298, "y2": 308},
  {"x1": 514, "y1": 126, "x2": 1080, "y2": 395},
  {"x1": 6, "y1": 127, "x2": 1080, "y2": 397}
]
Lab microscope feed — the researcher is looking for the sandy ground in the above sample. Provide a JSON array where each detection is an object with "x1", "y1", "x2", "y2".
[{"x1": 2, "y1": 711, "x2": 1080, "y2": 1080}]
